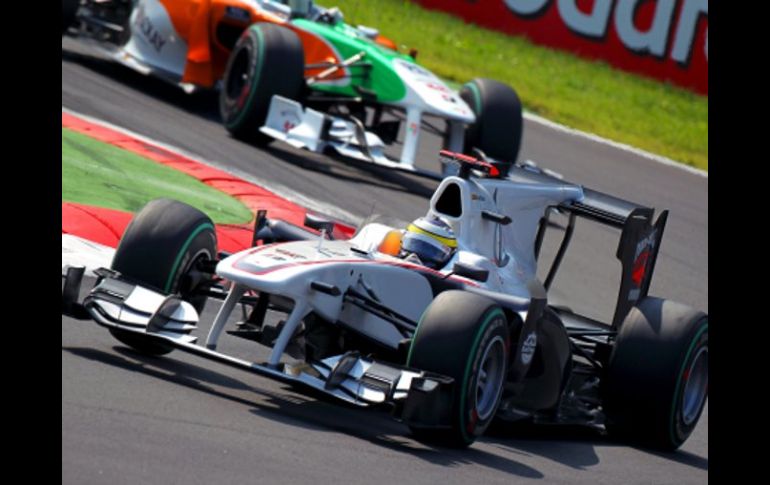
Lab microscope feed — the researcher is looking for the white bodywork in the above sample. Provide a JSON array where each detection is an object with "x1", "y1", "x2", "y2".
[
  {"x1": 387, "y1": 59, "x2": 475, "y2": 167},
  {"x1": 208, "y1": 173, "x2": 584, "y2": 360},
  {"x1": 261, "y1": 95, "x2": 471, "y2": 175},
  {"x1": 215, "y1": 240, "x2": 437, "y2": 354},
  {"x1": 80, "y1": 170, "x2": 584, "y2": 408},
  {"x1": 390, "y1": 58, "x2": 474, "y2": 123},
  {"x1": 429, "y1": 176, "x2": 584, "y2": 291},
  {"x1": 118, "y1": 0, "x2": 189, "y2": 80},
  {"x1": 261, "y1": 96, "x2": 394, "y2": 166}
]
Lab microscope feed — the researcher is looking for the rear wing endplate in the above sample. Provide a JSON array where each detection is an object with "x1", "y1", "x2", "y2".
[{"x1": 611, "y1": 208, "x2": 668, "y2": 328}]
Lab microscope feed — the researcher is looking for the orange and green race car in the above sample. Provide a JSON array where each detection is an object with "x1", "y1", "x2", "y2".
[{"x1": 63, "y1": 0, "x2": 524, "y2": 177}]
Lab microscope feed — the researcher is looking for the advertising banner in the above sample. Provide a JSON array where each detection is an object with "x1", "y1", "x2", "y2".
[{"x1": 416, "y1": 0, "x2": 707, "y2": 95}]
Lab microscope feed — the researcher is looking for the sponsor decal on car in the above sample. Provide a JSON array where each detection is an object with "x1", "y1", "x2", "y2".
[
  {"x1": 274, "y1": 247, "x2": 309, "y2": 260},
  {"x1": 134, "y1": 4, "x2": 167, "y2": 53},
  {"x1": 628, "y1": 228, "x2": 657, "y2": 300},
  {"x1": 634, "y1": 229, "x2": 658, "y2": 261},
  {"x1": 279, "y1": 110, "x2": 301, "y2": 133},
  {"x1": 423, "y1": 81, "x2": 451, "y2": 93},
  {"x1": 395, "y1": 59, "x2": 434, "y2": 79},
  {"x1": 520, "y1": 331, "x2": 537, "y2": 364}
]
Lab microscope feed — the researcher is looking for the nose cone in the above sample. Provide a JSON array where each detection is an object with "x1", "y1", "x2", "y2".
[{"x1": 391, "y1": 59, "x2": 476, "y2": 123}]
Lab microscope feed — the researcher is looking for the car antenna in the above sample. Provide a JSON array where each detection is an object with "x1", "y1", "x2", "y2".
[{"x1": 357, "y1": 201, "x2": 376, "y2": 231}]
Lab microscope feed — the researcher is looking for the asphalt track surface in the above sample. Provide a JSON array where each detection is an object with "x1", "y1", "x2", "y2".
[{"x1": 62, "y1": 37, "x2": 708, "y2": 484}]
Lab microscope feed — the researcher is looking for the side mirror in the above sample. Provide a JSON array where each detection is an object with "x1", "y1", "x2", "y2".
[
  {"x1": 481, "y1": 210, "x2": 512, "y2": 225},
  {"x1": 452, "y1": 262, "x2": 489, "y2": 283},
  {"x1": 304, "y1": 213, "x2": 335, "y2": 238}
]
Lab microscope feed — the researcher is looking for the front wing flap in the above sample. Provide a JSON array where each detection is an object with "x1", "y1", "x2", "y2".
[
  {"x1": 261, "y1": 95, "x2": 391, "y2": 164},
  {"x1": 64, "y1": 269, "x2": 455, "y2": 425},
  {"x1": 260, "y1": 96, "x2": 445, "y2": 180}
]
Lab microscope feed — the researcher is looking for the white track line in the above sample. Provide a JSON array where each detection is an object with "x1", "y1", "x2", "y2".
[
  {"x1": 523, "y1": 111, "x2": 708, "y2": 178},
  {"x1": 62, "y1": 107, "x2": 363, "y2": 225}
]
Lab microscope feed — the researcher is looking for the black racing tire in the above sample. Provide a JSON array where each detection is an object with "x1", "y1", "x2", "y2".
[
  {"x1": 220, "y1": 23, "x2": 305, "y2": 145},
  {"x1": 62, "y1": 0, "x2": 79, "y2": 34},
  {"x1": 603, "y1": 297, "x2": 708, "y2": 450},
  {"x1": 459, "y1": 78, "x2": 523, "y2": 165},
  {"x1": 407, "y1": 290, "x2": 510, "y2": 447},
  {"x1": 108, "y1": 199, "x2": 217, "y2": 356}
]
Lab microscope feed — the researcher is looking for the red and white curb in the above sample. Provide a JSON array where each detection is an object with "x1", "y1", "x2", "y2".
[
  {"x1": 62, "y1": 107, "x2": 362, "y2": 223},
  {"x1": 62, "y1": 109, "x2": 356, "y2": 273}
]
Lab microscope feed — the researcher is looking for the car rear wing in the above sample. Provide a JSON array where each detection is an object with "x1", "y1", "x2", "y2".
[
  {"x1": 511, "y1": 165, "x2": 668, "y2": 329},
  {"x1": 509, "y1": 165, "x2": 646, "y2": 229},
  {"x1": 568, "y1": 187, "x2": 652, "y2": 229},
  {"x1": 563, "y1": 195, "x2": 667, "y2": 329}
]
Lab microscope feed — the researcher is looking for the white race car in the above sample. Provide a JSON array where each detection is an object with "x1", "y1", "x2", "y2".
[{"x1": 63, "y1": 151, "x2": 708, "y2": 449}]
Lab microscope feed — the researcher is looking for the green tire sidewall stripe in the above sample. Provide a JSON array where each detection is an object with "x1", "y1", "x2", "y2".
[
  {"x1": 164, "y1": 222, "x2": 215, "y2": 293},
  {"x1": 406, "y1": 306, "x2": 429, "y2": 367},
  {"x1": 459, "y1": 307, "x2": 505, "y2": 442},
  {"x1": 669, "y1": 321, "x2": 708, "y2": 446},
  {"x1": 465, "y1": 81, "x2": 482, "y2": 116},
  {"x1": 227, "y1": 26, "x2": 266, "y2": 130}
]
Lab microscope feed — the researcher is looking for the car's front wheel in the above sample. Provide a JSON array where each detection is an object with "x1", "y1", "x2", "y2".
[
  {"x1": 108, "y1": 199, "x2": 217, "y2": 356},
  {"x1": 407, "y1": 290, "x2": 510, "y2": 447}
]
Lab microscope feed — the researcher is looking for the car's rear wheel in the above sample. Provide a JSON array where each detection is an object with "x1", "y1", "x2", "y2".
[
  {"x1": 603, "y1": 297, "x2": 708, "y2": 450},
  {"x1": 220, "y1": 23, "x2": 305, "y2": 145},
  {"x1": 459, "y1": 78, "x2": 523, "y2": 167},
  {"x1": 407, "y1": 290, "x2": 510, "y2": 447},
  {"x1": 108, "y1": 199, "x2": 217, "y2": 356}
]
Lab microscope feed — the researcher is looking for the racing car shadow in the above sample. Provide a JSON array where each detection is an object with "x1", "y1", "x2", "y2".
[
  {"x1": 63, "y1": 344, "x2": 705, "y2": 474},
  {"x1": 61, "y1": 45, "x2": 222, "y2": 123},
  {"x1": 63, "y1": 344, "x2": 542, "y2": 477},
  {"x1": 64, "y1": 346, "x2": 257, "y2": 397},
  {"x1": 262, "y1": 144, "x2": 438, "y2": 198},
  {"x1": 487, "y1": 423, "x2": 708, "y2": 471}
]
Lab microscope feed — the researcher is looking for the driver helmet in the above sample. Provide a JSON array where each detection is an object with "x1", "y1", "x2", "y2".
[{"x1": 401, "y1": 216, "x2": 457, "y2": 269}]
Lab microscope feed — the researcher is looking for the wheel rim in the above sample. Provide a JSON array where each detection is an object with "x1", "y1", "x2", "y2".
[
  {"x1": 226, "y1": 48, "x2": 250, "y2": 101},
  {"x1": 475, "y1": 335, "x2": 506, "y2": 420},
  {"x1": 681, "y1": 346, "x2": 708, "y2": 425},
  {"x1": 178, "y1": 249, "x2": 212, "y2": 297}
]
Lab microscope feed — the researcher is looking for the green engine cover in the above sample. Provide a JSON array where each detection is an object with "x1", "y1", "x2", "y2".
[{"x1": 292, "y1": 19, "x2": 413, "y2": 103}]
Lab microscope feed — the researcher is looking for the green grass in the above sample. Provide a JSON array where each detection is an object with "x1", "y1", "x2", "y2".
[
  {"x1": 62, "y1": 128, "x2": 254, "y2": 224},
  {"x1": 332, "y1": 0, "x2": 707, "y2": 170}
]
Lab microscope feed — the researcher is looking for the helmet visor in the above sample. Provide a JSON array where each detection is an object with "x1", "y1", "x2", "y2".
[{"x1": 401, "y1": 232, "x2": 452, "y2": 267}]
